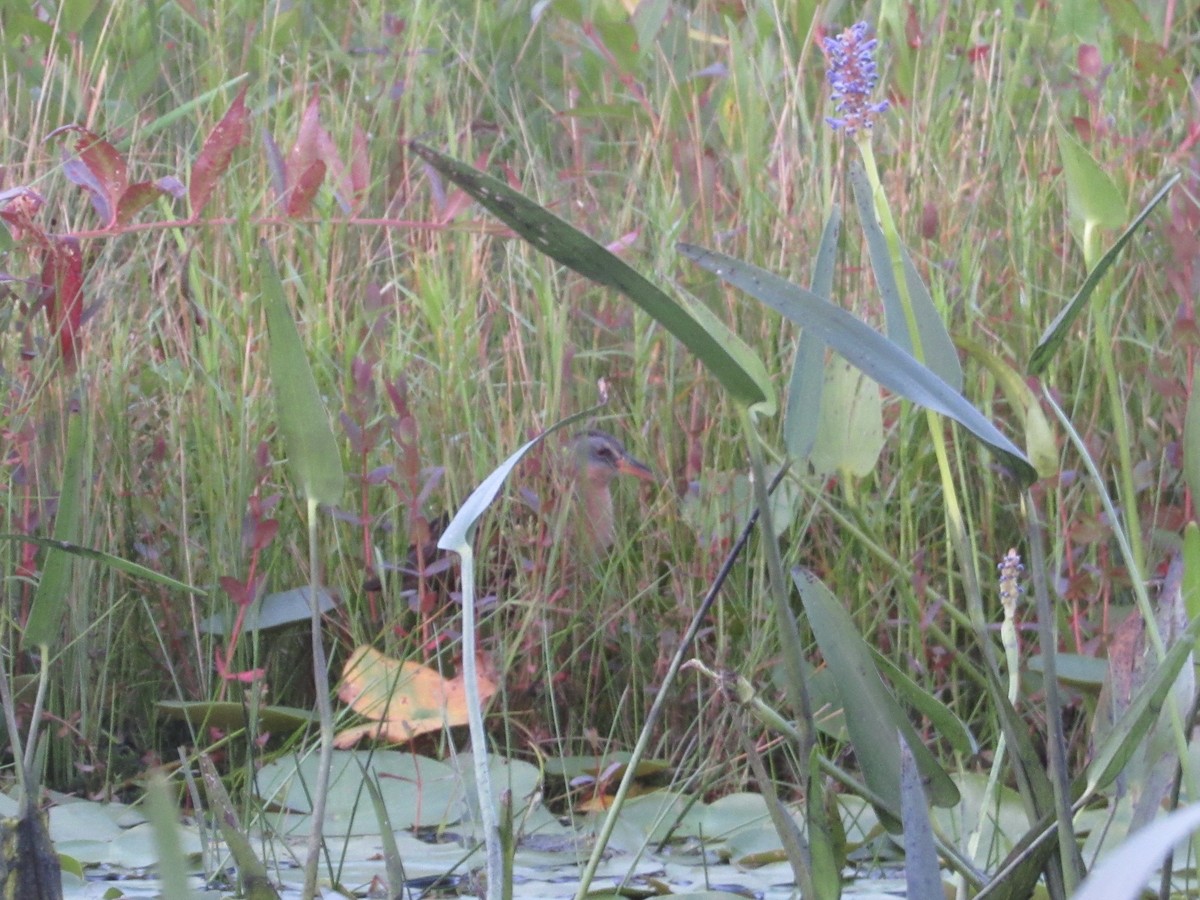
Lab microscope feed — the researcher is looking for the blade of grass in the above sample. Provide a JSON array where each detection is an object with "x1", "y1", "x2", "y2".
[{"x1": 1027, "y1": 173, "x2": 1178, "y2": 375}]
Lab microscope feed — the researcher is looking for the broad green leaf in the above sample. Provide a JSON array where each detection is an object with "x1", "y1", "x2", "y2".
[
  {"x1": 849, "y1": 162, "x2": 962, "y2": 392},
  {"x1": 0, "y1": 535, "x2": 202, "y2": 595},
  {"x1": 1073, "y1": 803, "x2": 1200, "y2": 900},
  {"x1": 407, "y1": 142, "x2": 772, "y2": 413},
  {"x1": 871, "y1": 650, "x2": 978, "y2": 756},
  {"x1": 1028, "y1": 173, "x2": 1178, "y2": 375},
  {"x1": 808, "y1": 359, "x2": 883, "y2": 479},
  {"x1": 437, "y1": 407, "x2": 599, "y2": 553},
  {"x1": 793, "y1": 568, "x2": 959, "y2": 829},
  {"x1": 679, "y1": 243, "x2": 1037, "y2": 486},
  {"x1": 785, "y1": 205, "x2": 840, "y2": 460},
  {"x1": 198, "y1": 586, "x2": 336, "y2": 634},
  {"x1": 1056, "y1": 123, "x2": 1127, "y2": 237},
  {"x1": 25, "y1": 409, "x2": 89, "y2": 648},
  {"x1": 260, "y1": 242, "x2": 344, "y2": 506}
]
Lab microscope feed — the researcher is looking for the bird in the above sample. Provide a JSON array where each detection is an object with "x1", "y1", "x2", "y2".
[{"x1": 568, "y1": 430, "x2": 655, "y2": 555}]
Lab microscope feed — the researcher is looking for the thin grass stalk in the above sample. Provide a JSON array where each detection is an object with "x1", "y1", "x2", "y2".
[
  {"x1": 1022, "y1": 491, "x2": 1081, "y2": 891},
  {"x1": 740, "y1": 410, "x2": 815, "y2": 750},
  {"x1": 572, "y1": 464, "x2": 792, "y2": 900},
  {"x1": 302, "y1": 498, "x2": 335, "y2": 900},
  {"x1": 733, "y1": 703, "x2": 813, "y2": 885},
  {"x1": 963, "y1": 550, "x2": 1023, "y2": 881},
  {"x1": 1083, "y1": 234, "x2": 1145, "y2": 579}
]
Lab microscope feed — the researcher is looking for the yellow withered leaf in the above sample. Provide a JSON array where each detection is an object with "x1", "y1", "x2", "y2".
[{"x1": 334, "y1": 645, "x2": 496, "y2": 747}]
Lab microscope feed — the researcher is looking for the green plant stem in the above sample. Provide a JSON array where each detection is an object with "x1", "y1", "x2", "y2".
[
  {"x1": 856, "y1": 140, "x2": 923, "y2": 356},
  {"x1": 741, "y1": 408, "x2": 815, "y2": 752},
  {"x1": 740, "y1": 407, "x2": 820, "y2": 894},
  {"x1": 458, "y1": 543, "x2": 503, "y2": 900},
  {"x1": 572, "y1": 463, "x2": 793, "y2": 900},
  {"x1": 1022, "y1": 492, "x2": 1081, "y2": 892},
  {"x1": 302, "y1": 498, "x2": 334, "y2": 900},
  {"x1": 733, "y1": 703, "x2": 814, "y2": 891}
]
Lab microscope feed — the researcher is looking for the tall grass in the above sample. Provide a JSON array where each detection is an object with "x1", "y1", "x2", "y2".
[{"x1": 1, "y1": 0, "x2": 1195, "y2": 886}]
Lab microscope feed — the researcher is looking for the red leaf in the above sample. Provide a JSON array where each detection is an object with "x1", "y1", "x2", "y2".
[
  {"x1": 316, "y1": 126, "x2": 352, "y2": 214},
  {"x1": 251, "y1": 518, "x2": 279, "y2": 551},
  {"x1": 115, "y1": 181, "x2": 169, "y2": 225},
  {"x1": 219, "y1": 575, "x2": 251, "y2": 607},
  {"x1": 1077, "y1": 44, "x2": 1102, "y2": 80},
  {"x1": 49, "y1": 125, "x2": 128, "y2": 227},
  {"x1": 40, "y1": 236, "x2": 84, "y2": 367},
  {"x1": 286, "y1": 96, "x2": 323, "y2": 196},
  {"x1": 286, "y1": 159, "x2": 325, "y2": 217},
  {"x1": 190, "y1": 86, "x2": 249, "y2": 218}
]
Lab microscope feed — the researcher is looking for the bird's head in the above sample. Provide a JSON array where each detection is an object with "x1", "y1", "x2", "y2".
[
  {"x1": 569, "y1": 431, "x2": 655, "y2": 552},
  {"x1": 573, "y1": 430, "x2": 655, "y2": 488}
]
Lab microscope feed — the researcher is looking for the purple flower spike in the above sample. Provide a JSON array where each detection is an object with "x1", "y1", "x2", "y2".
[{"x1": 824, "y1": 21, "x2": 889, "y2": 135}]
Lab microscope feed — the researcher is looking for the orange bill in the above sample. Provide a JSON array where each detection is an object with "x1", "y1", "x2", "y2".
[{"x1": 616, "y1": 453, "x2": 656, "y2": 482}]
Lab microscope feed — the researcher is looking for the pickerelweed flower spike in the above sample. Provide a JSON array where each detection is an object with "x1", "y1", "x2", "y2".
[{"x1": 824, "y1": 21, "x2": 889, "y2": 135}]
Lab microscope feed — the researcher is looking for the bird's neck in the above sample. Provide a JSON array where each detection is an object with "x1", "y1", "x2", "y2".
[{"x1": 576, "y1": 475, "x2": 616, "y2": 553}]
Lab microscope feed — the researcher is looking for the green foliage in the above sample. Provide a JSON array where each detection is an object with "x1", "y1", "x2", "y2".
[{"x1": 0, "y1": 0, "x2": 1196, "y2": 895}]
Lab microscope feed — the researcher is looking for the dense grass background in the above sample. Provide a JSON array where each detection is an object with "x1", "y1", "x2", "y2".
[{"x1": 0, "y1": 0, "x2": 1194, "y2": 817}]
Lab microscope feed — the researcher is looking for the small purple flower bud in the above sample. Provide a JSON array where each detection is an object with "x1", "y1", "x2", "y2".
[{"x1": 824, "y1": 21, "x2": 889, "y2": 135}]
